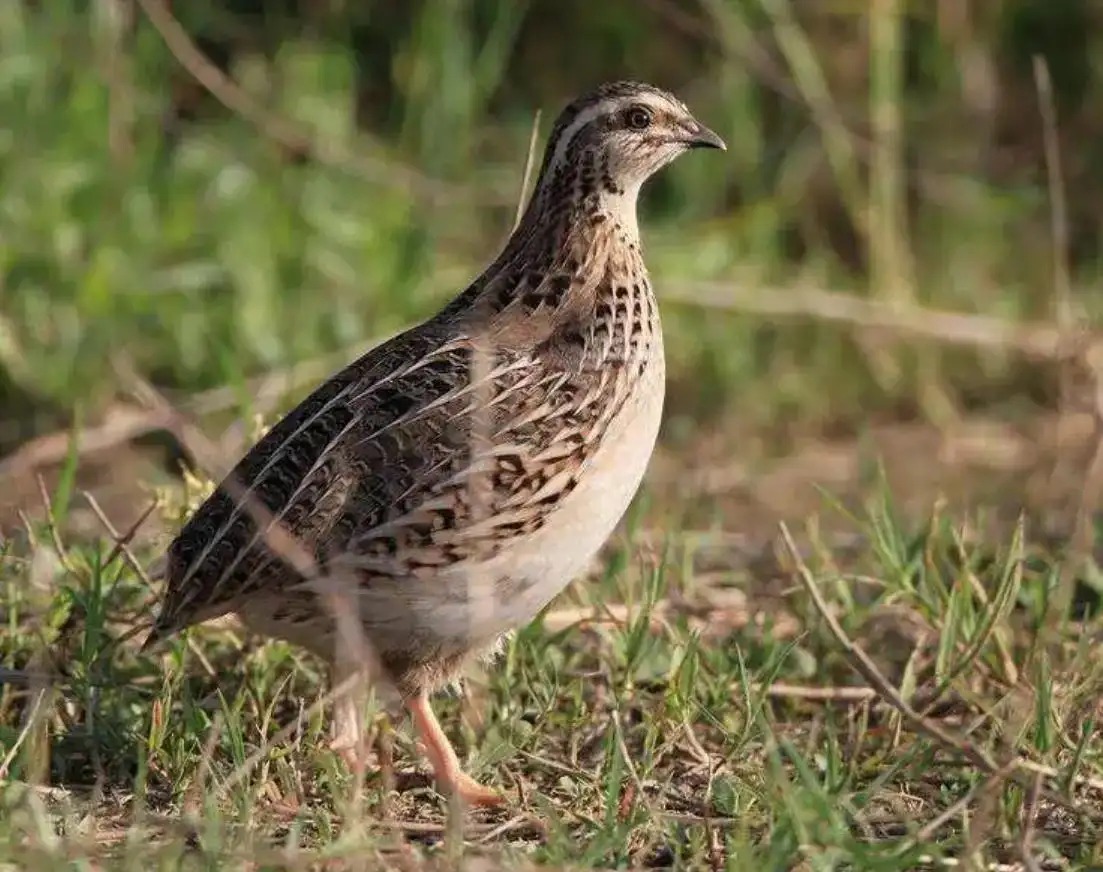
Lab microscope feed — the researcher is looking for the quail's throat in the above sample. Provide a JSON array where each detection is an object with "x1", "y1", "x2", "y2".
[{"x1": 513, "y1": 162, "x2": 643, "y2": 263}]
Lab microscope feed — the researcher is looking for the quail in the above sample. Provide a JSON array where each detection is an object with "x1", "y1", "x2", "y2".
[{"x1": 143, "y1": 80, "x2": 726, "y2": 806}]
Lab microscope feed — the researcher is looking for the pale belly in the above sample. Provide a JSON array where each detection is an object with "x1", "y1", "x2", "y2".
[{"x1": 428, "y1": 346, "x2": 667, "y2": 650}]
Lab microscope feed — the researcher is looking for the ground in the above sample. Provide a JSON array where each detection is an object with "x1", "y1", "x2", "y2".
[{"x1": 2, "y1": 401, "x2": 1103, "y2": 871}]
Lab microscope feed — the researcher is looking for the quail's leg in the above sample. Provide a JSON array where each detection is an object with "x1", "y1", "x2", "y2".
[
  {"x1": 407, "y1": 692, "x2": 503, "y2": 807},
  {"x1": 328, "y1": 662, "x2": 385, "y2": 772},
  {"x1": 329, "y1": 685, "x2": 366, "y2": 769}
]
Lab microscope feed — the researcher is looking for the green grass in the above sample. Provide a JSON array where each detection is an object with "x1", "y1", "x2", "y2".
[
  {"x1": 4, "y1": 0, "x2": 1103, "y2": 449},
  {"x1": 5, "y1": 0, "x2": 1103, "y2": 868},
  {"x1": 3, "y1": 472, "x2": 1103, "y2": 869}
]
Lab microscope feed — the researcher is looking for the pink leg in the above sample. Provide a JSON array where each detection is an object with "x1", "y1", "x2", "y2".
[
  {"x1": 329, "y1": 655, "x2": 365, "y2": 764},
  {"x1": 328, "y1": 663, "x2": 386, "y2": 775},
  {"x1": 329, "y1": 689, "x2": 364, "y2": 767},
  {"x1": 407, "y1": 693, "x2": 504, "y2": 807}
]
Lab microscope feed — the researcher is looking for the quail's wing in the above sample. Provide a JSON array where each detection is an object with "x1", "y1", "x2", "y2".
[
  {"x1": 149, "y1": 291, "x2": 604, "y2": 638},
  {"x1": 149, "y1": 323, "x2": 479, "y2": 634}
]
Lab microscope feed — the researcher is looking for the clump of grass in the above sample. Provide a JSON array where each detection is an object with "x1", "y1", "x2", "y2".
[{"x1": 2, "y1": 466, "x2": 1102, "y2": 869}]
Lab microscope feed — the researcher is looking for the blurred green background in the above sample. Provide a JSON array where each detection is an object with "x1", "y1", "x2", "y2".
[{"x1": 2, "y1": 0, "x2": 1102, "y2": 481}]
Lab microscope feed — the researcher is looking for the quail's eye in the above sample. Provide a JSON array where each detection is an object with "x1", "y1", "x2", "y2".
[{"x1": 625, "y1": 106, "x2": 652, "y2": 130}]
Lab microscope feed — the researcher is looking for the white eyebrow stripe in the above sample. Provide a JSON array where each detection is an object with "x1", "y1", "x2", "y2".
[{"x1": 547, "y1": 99, "x2": 617, "y2": 176}]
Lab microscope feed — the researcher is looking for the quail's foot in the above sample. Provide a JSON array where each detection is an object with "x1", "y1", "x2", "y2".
[
  {"x1": 329, "y1": 694, "x2": 389, "y2": 775},
  {"x1": 408, "y1": 692, "x2": 505, "y2": 807}
]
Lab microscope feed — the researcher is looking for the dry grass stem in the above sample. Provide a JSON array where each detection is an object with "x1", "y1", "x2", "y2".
[
  {"x1": 779, "y1": 522, "x2": 1103, "y2": 821},
  {"x1": 664, "y1": 282, "x2": 1090, "y2": 361},
  {"x1": 131, "y1": 0, "x2": 490, "y2": 207}
]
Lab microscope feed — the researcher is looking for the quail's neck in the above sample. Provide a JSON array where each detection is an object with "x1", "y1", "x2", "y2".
[
  {"x1": 509, "y1": 174, "x2": 642, "y2": 267},
  {"x1": 441, "y1": 151, "x2": 647, "y2": 323},
  {"x1": 557, "y1": 147, "x2": 641, "y2": 241}
]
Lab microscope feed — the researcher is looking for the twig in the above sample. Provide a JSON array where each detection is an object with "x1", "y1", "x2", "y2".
[
  {"x1": 454, "y1": 115, "x2": 548, "y2": 768},
  {"x1": 0, "y1": 335, "x2": 394, "y2": 482},
  {"x1": 81, "y1": 492, "x2": 157, "y2": 587},
  {"x1": 182, "y1": 712, "x2": 224, "y2": 821},
  {"x1": 512, "y1": 110, "x2": 542, "y2": 233},
  {"x1": 1019, "y1": 768, "x2": 1045, "y2": 872},
  {"x1": 97, "y1": 0, "x2": 135, "y2": 165},
  {"x1": 681, "y1": 715, "x2": 713, "y2": 766},
  {"x1": 541, "y1": 602, "x2": 668, "y2": 633},
  {"x1": 1034, "y1": 56, "x2": 1079, "y2": 660},
  {"x1": 191, "y1": 334, "x2": 393, "y2": 419},
  {"x1": 131, "y1": 0, "x2": 496, "y2": 208},
  {"x1": 34, "y1": 475, "x2": 76, "y2": 576},
  {"x1": 0, "y1": 404, "x2": 173, "y2": 481},
  {"x1": 0, "y1": 688, "x2": 47, "y2": 781},
  {"x1": 474, "y1": 814, "x2": 547, "y2": 844},
  {"x1": 1032, "y1": 57, "x2": 1103, "y2": 673},
  {"x1": 517, "y1": 749, "x2": 588, "y2": 780},
  {"x1": 779, "y1": 522, "x2": 1103, "y2": 822},
  {"x1": 657, "y1": 811, "x2": 742, "y2": 829},
  {"x1": 610, "y1": 700, "x2": 668, "y2": 867},
  {"x1": 662, "y1": 281, "x2": 1090, "y2": 362},
  {"x1": 116, "y1": 362, "x2": 377, "y2": 664},
  {"x1": 1044, "y1": 340, "x2": 1103, "y2": 658},
  {"x1": 911, "y1": 761, "x2": 1018, "y2": 842},
  {"x1": 761, "y1": 682, "x2": 876, "y2": 702},
  {"x1": 78, "y1": 491, "x2": 221, "y2": 677},
  {"x1": 0, "y1": 668, "x2": 53, "y2": 686},
  {"x1": 222, "y1": 652, "x2": 370, "y2": 803},
  {"x1": 1033, "y1": 58, "x2": 1073, "y2": 340}
]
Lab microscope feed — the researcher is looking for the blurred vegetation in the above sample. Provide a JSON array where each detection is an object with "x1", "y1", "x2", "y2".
[
  {"x1": 4, "y1": 0, "x2": 1103, "y2": 460},
  {"x1": 5, "y1": 7, "x2": 1103, "y2": 865}
]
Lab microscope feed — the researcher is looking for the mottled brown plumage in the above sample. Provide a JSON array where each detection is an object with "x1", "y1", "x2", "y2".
[{"x1": 144, "y1": 80, "x2": 725, "y2": 805}]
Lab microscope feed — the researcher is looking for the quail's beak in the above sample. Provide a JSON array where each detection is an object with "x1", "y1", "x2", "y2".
[{"x1": 683, "y1": 120, "x2": 726, "y2": 151}]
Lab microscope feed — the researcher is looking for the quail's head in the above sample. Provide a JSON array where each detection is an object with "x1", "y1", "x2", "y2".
[{"x1": 541, "y1": 81, "x2": 726, "y2": 192}]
